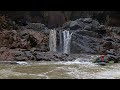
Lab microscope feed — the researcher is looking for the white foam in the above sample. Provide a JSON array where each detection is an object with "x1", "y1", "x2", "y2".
[
  {"x1": 16, "y1": 61, "x2": 28, "y2": 65},
  {"x1": 93, "y1": 69, "x2": 120, "y2": 79},
  {"x1": 61, "y1": 58, "x2": 97, "y2": 67}
]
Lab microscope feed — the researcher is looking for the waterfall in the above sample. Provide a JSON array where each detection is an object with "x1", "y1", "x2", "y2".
[
  {"x1": 49, "y1": 29, "x2": 57, "y2": 52},
  {"x1": 63, "y1": 30, "x2": 72, "y2": 54},
  {"x1": 49, "y1": 29, "x2": 72, "y2": 54}
]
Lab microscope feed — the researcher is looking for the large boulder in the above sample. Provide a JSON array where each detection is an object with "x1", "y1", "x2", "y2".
[
  {"x1": 70, "y1": 30, "x2": 99, "y2": 54},
  {"x1": 24, "y1": 51, "x2": 36, "y2": 60},
  {"x1": 0, "y1": 48, "x2": 26, "y2": 61},
  {"x1": 83, "y1": 18, "x2": 92, "y2": 23},
  {"x1": 33, "y1": 51, "x2": 75, "y2": 61},
  {"x1": 0, "y1": 30, "x2": 24, "y2": 49},
  {"x1": 15, "y1": 56, "x2": 27, "y2": 61},
  {"x1": 69, "y1": 21, "x2": 81, "y2": 30},
  {"x1": 84, "y1": 23, "x2": 92, "y2": 30},
  {"x1": 0, "y1": 29, "x2": 49, "y2": 52},
  {"x1": 62, "y1": 19, "x2": 85, "y2": 30},
  {"x1": 25, "y1": 23, "x2": 48, "y2": 31},
  {"x1": 106, "y1": 54, "x2": 119, "y2": 63},
  {"x1": 19, "y1": 29, "x2": 49, "y2": 51},
  {"x1": 106, "y1": 49, "x2": 116, "y2": 55},
  {"x1": 91, "y1": 20, "x2": 100, "y2": 30},
  {"x1": 102, "y1": 41, "x2": 114, "y2": 50},
  {"x1": 62, "y1": 18, "x2": 106, "y2": 36}
]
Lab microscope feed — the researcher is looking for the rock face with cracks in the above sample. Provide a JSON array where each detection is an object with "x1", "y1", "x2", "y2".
[{"x1": 0, "y1": 17, "x2": 120, "y2": 62}]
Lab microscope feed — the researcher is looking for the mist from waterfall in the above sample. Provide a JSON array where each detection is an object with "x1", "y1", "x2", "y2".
[{"x1": 49, "y1": 29, "x2": 57, "y2": 52}]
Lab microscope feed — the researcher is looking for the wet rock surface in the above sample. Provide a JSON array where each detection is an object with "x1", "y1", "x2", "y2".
[
  {"x1": 33, "y1": 52, "x2": 76, "y2": 61},
  {"x1": 0, "y1": 47, "x2": 80, "y2": 61},
  {"x1": 0, "y1": 29, "x2": 49, "y2": 51},
  {"x1": 62, "y1": 18, "x2": 104, "y2": 32},
  {"x1": 0, "y1": 17, "x2": 120, "y2": 63}
]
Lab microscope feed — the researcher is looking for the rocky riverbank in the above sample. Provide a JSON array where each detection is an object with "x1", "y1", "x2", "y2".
[
  {"x1": 0, "y1": 46, "x2": 89, "y2": 62},
  {"x1": 0, "y1": 17, "x2": 120, "y2": 62}
]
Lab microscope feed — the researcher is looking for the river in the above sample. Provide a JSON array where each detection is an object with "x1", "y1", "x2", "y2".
[{"x1": 0, "y1": 55, "x2": 120, "y2": 79}]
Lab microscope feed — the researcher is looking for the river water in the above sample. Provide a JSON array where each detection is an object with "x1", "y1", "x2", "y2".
[{"x1": 0, "y1": 55, "x2": 120, "y2": 79}]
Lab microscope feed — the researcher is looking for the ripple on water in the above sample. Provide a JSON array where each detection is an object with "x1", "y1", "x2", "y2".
[{"x1": 1, "y1": 55, "x2": 120, "y2": 79}]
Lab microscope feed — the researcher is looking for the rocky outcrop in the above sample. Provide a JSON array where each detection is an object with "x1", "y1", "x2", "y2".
[
  {"x1": 0, "y1": 47, "x2": 77, "y2": 61},
  {"x1": 70, "y1": 30, "x2": 99, "y2": 54},
  {"x1": 24, "y1": 23, "x2": 48, "y2": 31},
  {"x1": 0, "y1": 47, "x2": 26, "y2": 61},
  {"x1": 107, "y1": 27, "x2": 120, "y2": 34},
  {"x1": 98, "y1": 31, "x2": 120, "y2": 55},
  {"x1": 59, "y1": 18, "x2": 120, "y2": 55},
  {"x1": 62, "y1": 18, "x2": 104, "y2": 31},
  {"x1": 47, "y1": 11, "x2": 66, "y2": 29},
  {"x1": 0, "y1": 30, "x2": 23, "y2": 48},
  {"x1": 33, "y1": 52, "x2": 81, "y2": 61},
  {"x1": 0, "y1": 15, "x2": 120, "y2": 63},
  {"x1": 19, "y1": 29, "x2": 49, "y2": 51},
  {"x1": 0, "y1": 29, "x2": 49, "y2": 51},
  {"x1": 93, "y1": 36, "x2": 120, "y2": 63}
]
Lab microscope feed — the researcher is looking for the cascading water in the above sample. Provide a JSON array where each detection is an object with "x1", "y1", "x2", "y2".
[
  {"x1": 62, "y1": 30, "x2": 72, "y2": 54},
  {"x1": 49, "y1": 29, "x2": 57, "y2": 52},
  {"x1": 49, "y1": 29, "x2": 72, "y2": 54}
]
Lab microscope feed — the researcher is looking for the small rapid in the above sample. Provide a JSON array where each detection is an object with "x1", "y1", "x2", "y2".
[{"x1": 0, "y1": 55, "x2": 120, "y2": 79}]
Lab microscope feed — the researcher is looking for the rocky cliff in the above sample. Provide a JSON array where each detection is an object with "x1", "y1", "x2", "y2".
[{"x1": 0, "y1": 11, "x2": 120, "y2": 62}]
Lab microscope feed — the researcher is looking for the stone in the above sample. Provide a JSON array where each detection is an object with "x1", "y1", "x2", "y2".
[
  {"x1": 84, "y1": 23, "x2": 92, "y2": 30},
  {"x1": 35, "y1": 54, "x2": 51, "y2": 61},
  {"x1": 32, "y1": 51, "x2": 75, "y2": 61},
  {"x1": 83, "y1": 18, "x2": 92, "y2": 23},
  {"x1": 74, "y1": 30, "x2": 98, "y2": 37},
  {"x1": 77, "y1": 21, "x2": 84, "y2": 29},
  {"x1": 20, "y1": 29, "x2": 49, "y2": 51},
  {"x1": 25, "y1": 23, "x2": 47, "y2": 31},
  {"x1": 0, "y1": 51, "x2": 15, "y2": 61},
  {"x1": 99, "y1": 25, "x2": 105, "y2": 30},
  {"x1": 71, "y1": 32, "x2": 98, "y2": 54},
  {"x1": 92, "y1": 20, "x2": 100, "y2": 29},
  {"x1": 96, "y1": 29, "x2": 106, "y2": 35},
  {"x1": 12, "y1": 50, "x2": 25, "y2": 57},
  {"x1": 62, "y1": 21, "x2": 71, "y2": 29},
  {"x1": 24, "y1": 51, "x2": 35, "y2": 60},
  {"x1": 76, "y1": 18, "x2": 84, "y2": 22},
  {"x1": 24, "y1": 51, "x2": 31, "y2": 55},
  {"x1": 106, "y1": 49, "x2": 115, "y2": 55},
  {"x1": 69, "y1": 21, "x2": 80, "y2": 30},
  {"x1": 15, "y1": 56, "x2": 27, "y2": 61},
  {"x1": 111, "y1": 27, "x2": 120, "y2": 34},
  {"x1": 102, "y1": 41, "x2": 114, "y2": 49},
  {"x1": 106, "y1": 54, "x2": 119, "y2": 63},
  {"x1": 104, "y1": 37, "x2": 114, "y2": 42},
  {"x1": 0, "y1": 47, "x2": 8, "y2": 52}
]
